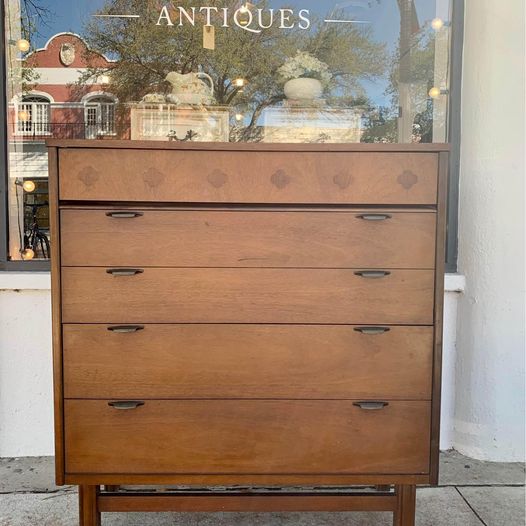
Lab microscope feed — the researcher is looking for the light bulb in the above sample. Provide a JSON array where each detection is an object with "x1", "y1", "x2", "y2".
[
  {"x1": 234, "y1": 78, "x2": 246, "y2": 88},
  {"x1": 431, "y1": 18, "x2": 445, "y2": 31},
  {"x1": 18, "y1": 109, "x2": 29, "y2": 121},
  {"x1": 100, "y1": 74, "x2": 110, "y2": 85},
  {"x1": 21, "y1": 247, "x2": 35, "y2": 260},
  {"x1": 428, "y1": 87, "x2": 441, "y2": 99},
  {"x1": 16, "y1": 39, "x2": 30, "y2": 52},
  {"x1": 235, "y1": 113, "x2": 243, "y2": 122},
  {"x1": 239, "y1": 4, "x2": 249, "y2": 13},
  {"x1": 22, "y1": 180, "x2": 35, "y2": 192}
]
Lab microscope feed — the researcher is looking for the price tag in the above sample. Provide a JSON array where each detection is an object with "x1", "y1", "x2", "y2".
[{"x1": 203, "y1": 25, "x2": 215, "y2": 50}]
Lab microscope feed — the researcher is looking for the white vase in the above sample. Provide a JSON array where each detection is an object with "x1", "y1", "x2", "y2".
[{"x1": 284, "y1": 78, "x2": 323, "y2": 101}]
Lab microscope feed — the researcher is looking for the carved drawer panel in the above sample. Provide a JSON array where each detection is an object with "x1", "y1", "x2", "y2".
[{"x1": 59, "y1": 149, "x2": 438, "y2": 205}]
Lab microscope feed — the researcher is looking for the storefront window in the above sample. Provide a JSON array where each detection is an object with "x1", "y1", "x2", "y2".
[{"x1": 3, "y1": 0, "x2": 453, "y2": 263}]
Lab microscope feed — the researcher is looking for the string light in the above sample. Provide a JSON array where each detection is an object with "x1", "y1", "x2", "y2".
[
  {"x1": 428, "y1": 87, "x2": 442, "y2": 99},
  {"x1": 237, "y1": 3, "x2": 252, "y2": 25},
  {"x1": 431, "y1": 18, "x2": 450, "y2": 31},
  {"x1": 15, "y1": 178, "x2": 35, "y2": 191},
  {"x1": 18, "y1": 109, "x2": 29, "y2": 121},
  {"x1": 235, "y1": 113, "x2": 243, "y2": 121},
  {"x1": 234, "y1": 78, "x2": 247, "y2": 88},
  {"x1": 22, "y1": 180, "x2": 36, "y2": 192},
  {"x1": 431, "y1": 18, "x2": 444, "y2": 30},
  {"x1": 21, "y1": 248, "x2": 35, "y2": 260},
  {"x1": 16, "y1": 39, "x2": 30, "y2": 52},
  {"x1": 100, "y1": 74, "x2": 110, "y2": 85}
]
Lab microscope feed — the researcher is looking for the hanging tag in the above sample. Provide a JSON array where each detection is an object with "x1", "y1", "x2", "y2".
[{"x1": 203, "y1": 25, "x2": 215, "y2": 50}]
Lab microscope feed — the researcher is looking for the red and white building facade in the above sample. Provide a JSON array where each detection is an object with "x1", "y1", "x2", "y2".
[{"x1": 8, "y1": 32, "x2": 125, "y2": 179}]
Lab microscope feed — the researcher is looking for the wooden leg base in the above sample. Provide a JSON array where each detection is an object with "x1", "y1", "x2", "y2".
[
  {"x1": 394, "y1": 485, "x2": 417, "y2": 526},
  {"x1": 79, "y1": 485, "x2": 416, "y2": 524},
  {"x1": 79, "y1": 485, "x2": 101, "y2": 526}
]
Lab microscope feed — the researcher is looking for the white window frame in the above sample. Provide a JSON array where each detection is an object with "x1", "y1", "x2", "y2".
[
  {"x1": 83, "y1": 93, "x2": 117, "y2": 138},
  {"x1": 15, "y1": 94, "x2": 52, "y2": 137}
]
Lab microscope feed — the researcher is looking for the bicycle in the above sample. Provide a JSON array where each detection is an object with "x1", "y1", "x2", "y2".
[{"x1": 23, "y1": 202, "x2": 50, "y2": 259}]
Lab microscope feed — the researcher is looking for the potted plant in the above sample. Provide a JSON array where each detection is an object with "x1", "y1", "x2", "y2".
[{"x1": 278, "y1": 51, "x2": 332, "y2": 101}]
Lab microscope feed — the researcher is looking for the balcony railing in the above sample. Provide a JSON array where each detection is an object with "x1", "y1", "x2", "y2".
[{"x1": 12, "y1": 122, "x2": 117, "y2": 140}]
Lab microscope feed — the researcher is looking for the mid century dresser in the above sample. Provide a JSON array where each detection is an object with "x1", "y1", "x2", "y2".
[{"x1": 48, "y1": 140, "x2": 448, "y2": 526}]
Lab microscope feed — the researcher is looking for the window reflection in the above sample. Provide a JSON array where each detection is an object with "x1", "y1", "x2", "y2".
[{"x1": 4, "y1": 0, "x2": 452, "y2": 260}]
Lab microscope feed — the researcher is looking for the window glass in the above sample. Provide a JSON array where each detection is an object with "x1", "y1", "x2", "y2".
[{"x1": 3, "y1": 0, "x2": 452, "y2": 261}]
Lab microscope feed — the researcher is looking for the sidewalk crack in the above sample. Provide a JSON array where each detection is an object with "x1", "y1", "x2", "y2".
[{"x1": 455, "y1": 486, "x2": 489, "y2": 526}]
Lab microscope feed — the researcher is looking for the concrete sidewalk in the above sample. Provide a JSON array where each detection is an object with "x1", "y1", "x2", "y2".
[{"x1": 0, "y1": 451, "x2": 524, "y2": 525}]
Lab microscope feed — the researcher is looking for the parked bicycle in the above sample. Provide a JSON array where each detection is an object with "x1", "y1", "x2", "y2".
[{"x1": 23, "y1": 202, "x2": 50, "y2": 259}]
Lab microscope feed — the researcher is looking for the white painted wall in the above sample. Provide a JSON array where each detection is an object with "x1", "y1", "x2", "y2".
[
  {"x1": 0, "y1": 274, "x2": 53, "y2": 456},
  {"x1": 454, "y1": 0, "x2": 526, "y2": 461},
  {"x1": 0, "y1": 273, "x2": 462, "y2": 456}
]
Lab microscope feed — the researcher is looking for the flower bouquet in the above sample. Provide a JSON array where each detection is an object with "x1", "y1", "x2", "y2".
[{"x1": 278, "y1": 51, "x2": 332, "y2": 101}]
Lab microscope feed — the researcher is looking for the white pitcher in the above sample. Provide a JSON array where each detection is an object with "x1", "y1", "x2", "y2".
[{"x1": 165, "y1": 71, "x2": 215, "y2": 105}]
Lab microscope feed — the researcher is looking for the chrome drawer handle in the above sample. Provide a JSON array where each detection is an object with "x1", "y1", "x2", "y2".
[
  {"x1": 353, "y1": 401, "x2": 389, "y2": 410},
  {"x1": 105, "y1": 211, "x2": 144, "y2": 218},
  {"x1": 356, "y1": 214, "x2": 392, "y2": 221},
  {"x1": 354, "y1": 327, "x2": 390, "y2": 335},
  {"x1": 108, "y1": 401, "x2": 145, "y2": 410},
  {"x1": 107, "y1": 325, "x2": 144, "y2": 333},
  {"x1": 106, "y1": 268, "x2": 144, "y2": 277},
  {"x1": 354, "y1": 270, "x2": 391, "y2": 278}
]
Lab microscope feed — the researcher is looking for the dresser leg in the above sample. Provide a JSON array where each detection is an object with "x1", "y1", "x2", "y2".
[
  {"x1": 79, "y1": 485, "x2": 101, "y2": 526},
  {"x1": 393, "y1": 485, "x2": 416, "y2": 526}
]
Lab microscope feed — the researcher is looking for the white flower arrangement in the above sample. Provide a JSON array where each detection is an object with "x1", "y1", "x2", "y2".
[{"x1": 278, "y1": 51, "x2": 332, "y2": 87}]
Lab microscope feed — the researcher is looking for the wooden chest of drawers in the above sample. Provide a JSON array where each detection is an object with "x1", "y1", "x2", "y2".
[{"x1": 48, "y1": 140, "x2": 448, "y2": 525}]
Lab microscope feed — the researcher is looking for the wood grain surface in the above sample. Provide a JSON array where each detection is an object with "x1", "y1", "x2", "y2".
[
  {"x1": 61, "y1": 268, "x2": 435, "y2": 324},
  {"x1": 48, "y1": 147, "x2": 65, "y2": 485},
  {"x1": 60, "y1": 209, "x2": 436, "y2": 269},
  {"x1": 97, "y1": 493, "x2": 398, "y2": 512},
  {"x1": 63, "y1": 324, "x2": 433, "y2": 399},
  {"x1": 65, "y1": 400, "x2": 431, "y2": 475},
  {"x1": 48, "y1": 139, "x2": 450, "y2": 152},
  {"x1": 58, "y1": 149, "x2": 438, "y2": 204}
]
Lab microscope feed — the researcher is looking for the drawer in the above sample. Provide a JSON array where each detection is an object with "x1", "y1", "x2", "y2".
[
  {"x1": 60, "y1": 209, "x2": 436, "y2": 268},
  {"x1": 63, "y1": 324, "x2": 433, "y2": 399},
  {"x1": 64, "y1": 400, "x2": 431, "y2": 474},
  {"x1": 58, "y1": 149, "x2": 438, "y2": 205},
  {"x1": 61, "y1": 268, "x2": 434, "y2": 324}
]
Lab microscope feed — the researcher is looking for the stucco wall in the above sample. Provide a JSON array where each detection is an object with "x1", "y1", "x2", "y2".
[
  {"x1": 454, "y1": 0, "x2": 526, "y2": 461},
  {"x1": 0, "y1": 277, "x2": 54, "y2": 457}
]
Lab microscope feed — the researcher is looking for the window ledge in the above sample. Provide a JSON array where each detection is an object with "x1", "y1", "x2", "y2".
[
  {"x1": 0, "y1": 271, "x2": 51, "y2": 290},
  {"x1": 0, "y1": 271, "x2": 466, "y2": 293},
  {"x1": 444, "y1": 273, "x2": 466, "y2": 293}
]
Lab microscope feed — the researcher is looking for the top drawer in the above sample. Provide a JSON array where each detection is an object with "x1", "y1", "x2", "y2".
[{"x1": 58, "y1": 149, "x2": 438, "y2": 205}]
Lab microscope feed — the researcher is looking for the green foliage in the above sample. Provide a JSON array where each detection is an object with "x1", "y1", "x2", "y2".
[{"x1": 81, "y1": 0, "x2": 388, "y2": 140}]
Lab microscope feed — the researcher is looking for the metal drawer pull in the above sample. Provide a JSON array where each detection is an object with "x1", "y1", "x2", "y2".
[
  {"x1": 354, "y1": 270, "x2": 391, "y2": 278},
  {"x1": 354, "y1": 327, "x2": 390, "y2": 335},
  {"x1": 353, "y1": 401, "x2": 389, "y2": 410},
  {"x1": 105, "y1": 211, "x2": 144, "y2": 218},
  {"x1": 107, "y1": 325, "x2": 145, "y2": 333},
  {"x1": 108, "y1": 401, "x2": 145, "y2": 410},
  {"x1": 356, "y1": 214, "x2": 392, "y2": 221},
  {"x1": 106, "y1": 268, "x2": 144, "y2": 277}
]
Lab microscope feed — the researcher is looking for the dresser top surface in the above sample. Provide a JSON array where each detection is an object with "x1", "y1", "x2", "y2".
[{"x1": 46, "y1": 139, "x2": 450, "y2": 153}]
